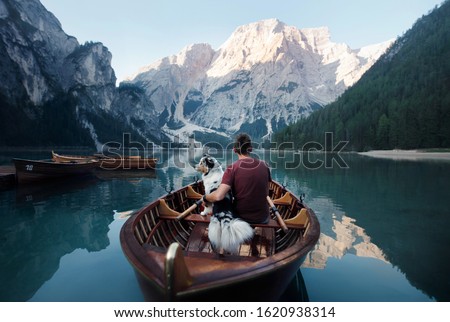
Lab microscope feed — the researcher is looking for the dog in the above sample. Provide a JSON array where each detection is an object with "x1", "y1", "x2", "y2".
[{"x1": 195, "y1": 154, "x2": 254, "y2": 254}]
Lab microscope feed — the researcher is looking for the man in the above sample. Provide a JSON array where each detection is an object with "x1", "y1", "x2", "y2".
[{"x1": 203, "y1": 133, "x2": 271, "y2": 224}]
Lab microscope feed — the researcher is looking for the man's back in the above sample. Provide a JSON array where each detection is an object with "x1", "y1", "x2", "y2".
[{"x1": 222, "y1": 157, "x2": 271, "y2": 224}]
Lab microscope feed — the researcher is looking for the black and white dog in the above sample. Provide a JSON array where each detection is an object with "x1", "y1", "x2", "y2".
[{"x1": 195, "y1": 154, "x2": 254, "y2": 254}]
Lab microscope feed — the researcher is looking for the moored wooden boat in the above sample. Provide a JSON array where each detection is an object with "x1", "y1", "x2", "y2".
[
  {"x1": 52, "y1": 151, "x2": 157, "y2": 170},
  {"x1": 120, "y1": 180, "x2": 320, "y2": 301},
  {"x1": 13, "y1": 158, "x2": 99, "y2": 183},
  {"x1": 51, "y1": 151, "x2": 96, "y2": 163}
]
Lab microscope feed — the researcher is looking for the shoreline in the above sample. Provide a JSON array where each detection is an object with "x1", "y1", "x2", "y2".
[{"x1": 358, "y1": 150, "x2": 450, "y2": 161}]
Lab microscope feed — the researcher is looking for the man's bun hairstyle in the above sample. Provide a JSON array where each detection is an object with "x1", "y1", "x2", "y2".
[{"x1": 233, "y1": 133, "x2": 252, "y2": 155}]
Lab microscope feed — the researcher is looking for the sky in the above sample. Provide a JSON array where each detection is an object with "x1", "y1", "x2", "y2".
[{"x1": 40, "y1": 0, "x2": 444, "y2": 83}]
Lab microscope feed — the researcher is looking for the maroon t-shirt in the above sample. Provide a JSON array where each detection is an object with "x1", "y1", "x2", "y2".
[{"x1": 221, "y1": 157, "x2": 271, "y2": 223}]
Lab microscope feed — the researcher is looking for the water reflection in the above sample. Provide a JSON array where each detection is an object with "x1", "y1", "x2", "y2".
[
  {"x1": 278, "y1": 269, "x2": 309, "y2": 301},
  {"x1": 15, "y1": 175, "x2": 99, "y2": 203},
  {"x1": 94, "y1": 169, "x2": 156, "y2": 181},
  {"x1": 303, "y1": 213, "x2": 387, "y2": 269},
  {"x1": 0, "y1": 179, "x2": 113, "y2": 301},
  {"x1": 268, "y1": 152, "x2": 450, "y2": 301}
]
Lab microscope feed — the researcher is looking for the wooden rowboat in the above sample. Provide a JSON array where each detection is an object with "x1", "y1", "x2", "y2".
[
  {"x1": 13, "y1": 158, "x2": 99, "y2": 184},
  {"x1": 120, "y1": 180, "x2": 320, "y2": 301},
  {"x1": 51, "y1": 151, "x2": 95, "y2": 162},
  {"x1": 52, "y1": 151, "x2": 157, "y2": 170}
]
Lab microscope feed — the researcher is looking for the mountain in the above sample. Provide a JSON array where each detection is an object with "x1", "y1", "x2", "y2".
[
  {"x1": 0, "y1": 0, "x2": 163, "y2": 148},
  {"x1": 0, "y1": 0, "x2": 392, "y2": 148},
  {"x1": 274, "y1": 1, "x2": 450, "y2": 151},
  {"x1": 127, "y1": 19, "x2": 392, "y2": 143}
]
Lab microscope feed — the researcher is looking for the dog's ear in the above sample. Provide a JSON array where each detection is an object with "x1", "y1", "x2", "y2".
[{"x1": 205, "y1": 157, "x2": 215, "y2": 169}]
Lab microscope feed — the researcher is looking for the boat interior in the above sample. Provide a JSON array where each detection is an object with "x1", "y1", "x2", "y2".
[{"x1": 131, "y1": 181, "x2": 310, "y2": 260}]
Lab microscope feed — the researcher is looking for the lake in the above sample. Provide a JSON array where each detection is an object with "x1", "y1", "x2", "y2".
[{"x1": 0, "y1": 149, "x2": 449, "y2": 302}]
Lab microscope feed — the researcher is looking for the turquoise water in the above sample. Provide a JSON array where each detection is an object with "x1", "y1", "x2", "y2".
[{"x1": 0, "y1": 149, "x2": 449, "y2": 302}]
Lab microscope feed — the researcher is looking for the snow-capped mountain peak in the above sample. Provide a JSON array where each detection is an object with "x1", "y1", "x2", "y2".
[
  {"x1": 209, "y1": 19, "x2": 314, "y2": 77},
  {"x1": 126, "y1": 19, "x2": 393, "y2": 142}
]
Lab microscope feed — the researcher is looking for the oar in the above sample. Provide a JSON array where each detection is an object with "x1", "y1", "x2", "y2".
[
  {"x1": 176, "y1": 198, "x2": 204, "y2": 221},
  {"x1": 267, "y1": 196, "x2": 289, "y2": 233}
]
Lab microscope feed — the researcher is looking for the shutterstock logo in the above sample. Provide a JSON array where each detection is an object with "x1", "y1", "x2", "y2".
[{"x1": 100, "y1": 132, "x2": 349, "y2": 170}]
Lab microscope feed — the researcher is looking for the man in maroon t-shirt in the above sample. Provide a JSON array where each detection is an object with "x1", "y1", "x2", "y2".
[{"x1": 203, "y1": 133, "x2": 271, "y2": 224}]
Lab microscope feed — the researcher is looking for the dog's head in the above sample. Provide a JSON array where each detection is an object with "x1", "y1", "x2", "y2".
[{"x1": 195, "y1": 154, "x2": 221, "y2": 174}]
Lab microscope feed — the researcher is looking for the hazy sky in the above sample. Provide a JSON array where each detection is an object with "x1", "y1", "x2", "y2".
[{"x1": 40, "y1": 0, "x2": 443, "y2": 82}]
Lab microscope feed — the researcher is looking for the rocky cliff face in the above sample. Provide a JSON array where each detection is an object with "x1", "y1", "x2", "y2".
[
  {"x1": 0, "y1": 0, "x2": 161, "y2": 148},
  {"x1": 0, "y1": 0, "x2": 116, "y2": 106},
  {"x1": 128, "y1": 19, "x2": 392, "y2": 142}
]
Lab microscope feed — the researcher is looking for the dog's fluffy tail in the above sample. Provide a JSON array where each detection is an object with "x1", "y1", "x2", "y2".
[
  {"x1": 208, "y1": 216, "x2": 222, "y2": 252},
  {"x1": 208, "y1": 216, "x2": 254, "y2": 254},
  {"x1": 221, "y1": 218, "x2": 254, "y2": 254},
  {"x1": 208, "y1": 213, "x2": 255, "y2": 254}
]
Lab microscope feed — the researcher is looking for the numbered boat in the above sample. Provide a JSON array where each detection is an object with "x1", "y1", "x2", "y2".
[
  {"x1": 12, "y1": 158, "x2": 99, "y2": 183},
  {"x1": 120, "y1": 180, "x2": 320, "y2": 301}
]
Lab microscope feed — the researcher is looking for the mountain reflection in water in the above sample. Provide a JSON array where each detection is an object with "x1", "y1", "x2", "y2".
[
  {"x1": 269, "y1": 152, "x2": 450, "y2": 301},
  {"x1": 0, "y1": 177, "x2": 113, "y2": 301}
]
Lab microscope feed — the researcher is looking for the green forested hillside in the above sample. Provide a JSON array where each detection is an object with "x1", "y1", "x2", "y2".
[
  {"x1": 0, "y1": 92, "x2": 146, "y2": 147},
  {"x1": 274, "y1": 1, "x2": 450, "y2": 151}
]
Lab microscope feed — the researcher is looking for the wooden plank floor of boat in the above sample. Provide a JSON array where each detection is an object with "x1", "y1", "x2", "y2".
[{"x1": 185, "y1": 222, "x2": 275, "y2": 258}]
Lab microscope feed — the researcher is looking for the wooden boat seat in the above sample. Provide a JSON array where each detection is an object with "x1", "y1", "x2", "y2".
[
  {"x1": 169, "y1": 212, "x2": 308, "y2": 230},
  {"x1": 185, "y1": 222, "x2": 275, "y2": 258},
  {"x1": 157, "y1": 191, "x2": 309, "y2": 230},
  {"x1": 154, "y1": 193, "x2": 309, "y2": 258}
]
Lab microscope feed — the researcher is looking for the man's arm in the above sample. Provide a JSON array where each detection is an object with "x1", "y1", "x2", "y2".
[{"x1": 204, "y1": 183, "x2": 231, "y2": 202}]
